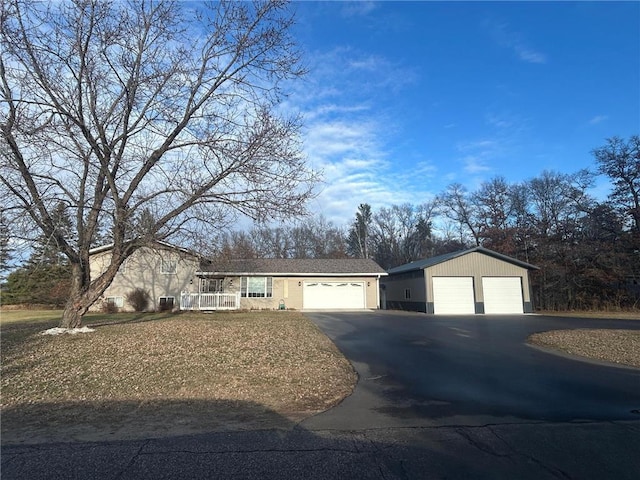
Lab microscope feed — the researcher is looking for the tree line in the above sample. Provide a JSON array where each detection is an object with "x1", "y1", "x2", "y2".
[
  {"x1": 2, "y1": 135, "x2": 639, "y2": 311},
  {"x1": 2, "y1": 135, "x2": 638, "y2": 312},
  {"x1": 210, "y1": 136, "x2": 640, "y2": 311}
]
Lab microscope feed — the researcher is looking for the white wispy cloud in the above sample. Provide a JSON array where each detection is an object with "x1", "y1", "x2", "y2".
[
  {"x1": 462, "y1": 155, "x2": 492, "y2": 174},
  {"x1": 454, "y1": 136, "x2": 506, "y2": 178},
  {"x1": 486, "y1": 19, "x2": 547, "y2": 64},
  {"x1": 589, "y1": 114, "x2": 608, "y2": 125},
  {"x1": 304, "y1": 46, "x2": 418, "y2": 96},
  {"x1": 287, "y1": 44, "x2": 429, "y2": 224},
  {"x1": 457, "y1": 139, "x2": 499, "y2": 152},
  {"x1": 340, "y1": 1, "x2": 378, "y2": 18},
  {"x1": 349, "y1": 54, "x2": 385, "y2": 71},
  {"x1": 303, "y1": 120, "x2": 382, "y2": 160},
  {"x1": 302, "y1": 113, "x2": 438, "y2": 224},
  {"x1": 485, "y1": 113, "x2": 512, "y2": 129},
  {"x1": 301, "y1": 111, "x2": 389, "y2": 222},
  {"x1": 515, "y1": 46, "x2": 546, "y2": 64},
  {"x1": 305, "y1": 103, "x2": 371, "y2": 121}
]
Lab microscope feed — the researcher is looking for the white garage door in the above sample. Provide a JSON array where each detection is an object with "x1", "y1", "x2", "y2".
[
  {"x1": 303, "y1": 282, "x2": 365, "y2": 309},
  {"x1": 482, "y1": 277, "x2": 523, "y2": 314},
  {"x1": 432, "y1": 277, "x2": 475, "y2": 314}
]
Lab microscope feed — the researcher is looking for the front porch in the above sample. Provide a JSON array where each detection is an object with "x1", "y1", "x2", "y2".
[{"x1": 180, "y1": 292, "x2": 241, "y2": 311}]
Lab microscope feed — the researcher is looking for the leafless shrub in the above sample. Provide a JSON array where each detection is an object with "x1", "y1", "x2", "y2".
[{"x1": 126, "y1": 289, "x2": 150, "y2": 312}]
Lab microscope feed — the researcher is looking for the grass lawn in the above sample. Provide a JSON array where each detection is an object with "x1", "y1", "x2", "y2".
[
  {"x1": 0, "y1": 310, "x2": 357, "y2": 444},
  {"x1": 537, "y1": 310, "x2": 640, "y2": 320}
]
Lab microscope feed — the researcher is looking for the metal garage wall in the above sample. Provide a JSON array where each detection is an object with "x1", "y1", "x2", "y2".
[
  {"x1": 425, "y1": 252, "x2": 532, "y2": 313},
  {"x1": 380, "y1": 270, "x2": 427, "y2": 312}
]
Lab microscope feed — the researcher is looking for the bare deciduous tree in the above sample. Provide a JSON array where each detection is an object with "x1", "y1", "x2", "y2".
[
  {"x1": 593, "y1": 135, "x2": 640, "y2": 235},
  {"x1": 1, "y1": 0, "x2": 316, "y2": 327},
  {"x1": 437, "y1": 183, "x2": 481, "y2": 246},
  {"x1": 288, "y1": 216, "x2": 347, "y2": 259},
  {"x1": 472, "y1": 176, "x2": 518, "y2": 254}
]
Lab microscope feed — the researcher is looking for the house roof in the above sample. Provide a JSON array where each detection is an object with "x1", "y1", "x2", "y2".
[
  {"x1": 197, "y1": 258, "x2": 387, "y2": 276},
  {"x1": 89, "y1": 240, "x2": 198, "y2": 257},
  {"x1": 386, "y1": 246, "x2": 539, "y2": 275}
]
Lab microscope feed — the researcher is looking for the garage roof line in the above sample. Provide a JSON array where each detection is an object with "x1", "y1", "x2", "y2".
[{"x1": 387, "y1": 246, "x2": 539, "y2": 275}]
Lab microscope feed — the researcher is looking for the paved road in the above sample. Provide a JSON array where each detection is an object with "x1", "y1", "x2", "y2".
[{"x1": 2, "y1": 312, "x2": 639, "y2": 479}]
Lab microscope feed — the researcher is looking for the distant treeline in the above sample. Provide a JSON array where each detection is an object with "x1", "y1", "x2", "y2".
[{"x1": 2, "y1": 136, "x2": 638, "y2": 311}]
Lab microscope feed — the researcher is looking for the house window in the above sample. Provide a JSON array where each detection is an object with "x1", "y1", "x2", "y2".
[
  {"x1": 119, "y1": 259, "x2": 128, "y2": 275},
  {"x1": 404, "y1": 289, "x2": 411, "y2": 300},
  {"x1": 159, "y1": 296, "x2": 175, "y2": 311},
  {"x1": 161, "y1": 257, "x2": 177, "y2": 274},
  {"x1": 106, "y1": 296, "x2": 124, "y2": 308},
  {"x1": 241, "y1": 277, "x2": 273, "y2": 298},
  {"x1": 201, "y1": 278, "x2": 223, "y2": 293}
]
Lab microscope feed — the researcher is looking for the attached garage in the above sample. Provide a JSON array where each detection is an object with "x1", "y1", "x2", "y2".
[
  {"x1": 482, "y1": 277, "x2": 524, "y2": 314},
  {"x1": 196, "y1": 258, "x2": 386, "y2": 311},
  {"x1": 381, "y1": 246, "x2": 538, "y2": 314},
  {"x1": 303, "y1": 282, "x2": 365, "y2": 309},
  {"x1": 432, "y1": 277, "x2": 475, "y2": 314}
]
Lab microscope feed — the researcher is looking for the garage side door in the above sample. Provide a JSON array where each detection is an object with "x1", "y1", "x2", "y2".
[
  {"x1": 432, "y1": 277, "x2": 475, "y2": 314},
  {"x1": 482, "y1": 277, "x2": 523, "y2": 314},
  {"x1": 303, "y1": 282, "x2": 365, "y2": 309}
]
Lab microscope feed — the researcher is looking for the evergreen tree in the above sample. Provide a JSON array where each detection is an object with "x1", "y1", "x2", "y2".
[
  {"x1": 346, "y1": 204, "x2": 372, "y2": 258},
  {"x1": 1, "y1": 202, "x2": 72, "y2": 305},
  {"x1": 27, "y1": 202, "x2": 73, "y2": 267}
]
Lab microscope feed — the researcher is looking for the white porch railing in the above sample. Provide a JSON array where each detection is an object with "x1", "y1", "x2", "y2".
[{"x1": 180, "y1": 292, "x2": 240, "y2": 311}]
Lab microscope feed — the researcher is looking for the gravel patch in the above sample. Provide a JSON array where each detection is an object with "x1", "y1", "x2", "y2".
[{"x1": 528, "y1": 329, "x2": 640, "y2": 368}]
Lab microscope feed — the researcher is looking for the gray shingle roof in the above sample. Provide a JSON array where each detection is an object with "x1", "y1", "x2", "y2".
[
  {"x1": 386, "y1": 246, "x2": 539, "y2": 275},
  {"x1": 198, "y1": 258, "x2": 386, "y2": 276}
]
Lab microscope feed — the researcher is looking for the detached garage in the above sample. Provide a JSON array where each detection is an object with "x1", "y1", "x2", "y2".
[{"x1": 381, "y1": 247, "x2": 538, "y2": 314}]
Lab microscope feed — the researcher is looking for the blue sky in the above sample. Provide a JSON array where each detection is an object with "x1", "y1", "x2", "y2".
[{"x1": 284, "y1": 1, "x2": 640, "y2": 225}]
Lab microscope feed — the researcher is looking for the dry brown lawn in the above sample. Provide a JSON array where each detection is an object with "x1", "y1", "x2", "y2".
[
  {"x1": 529, "y1": 311, "x2": 640, "y2": 368},
  {"x1": 528, "y1": 329, "x2": 640, "y2": 368},
  {"x1": 0, "y1": 310, "x2": 356, "y2": 444},
  {"x1": 538, "y1": 310, "x2": 640, "y2": 320}
]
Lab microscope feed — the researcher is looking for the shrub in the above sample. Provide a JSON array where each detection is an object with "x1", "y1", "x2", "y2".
[
  {"x1": 100, "y1": 300, "x2": 119, "y2": 314},
  {"x1": 126, "y1": 288, "x2": 150, "y2": 312}
]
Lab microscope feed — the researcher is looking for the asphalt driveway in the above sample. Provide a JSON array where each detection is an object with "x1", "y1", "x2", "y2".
[{"x1": 302, "y1": 311, "x2": 640, "y2": 429}]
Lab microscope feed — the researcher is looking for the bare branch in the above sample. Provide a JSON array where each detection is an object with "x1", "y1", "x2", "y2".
[{"x1": 1, "y1": 0, "x2": 314, "y2": 327}]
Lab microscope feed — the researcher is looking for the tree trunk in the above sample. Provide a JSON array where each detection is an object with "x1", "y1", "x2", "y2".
[
  {"x1": 59, "y1": 261, "x2": 98, "y2": 329},
  {"x1": 60, "y1": 302, "x2": 86, "y2": 329}
]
